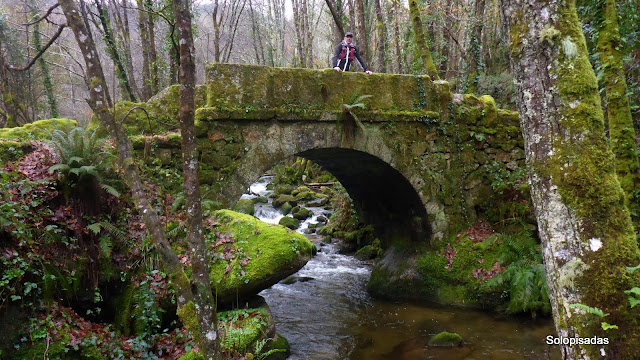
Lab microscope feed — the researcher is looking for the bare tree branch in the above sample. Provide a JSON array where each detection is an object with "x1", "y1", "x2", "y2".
[
  {"x1": 6, "y1": 25, "x2": 66, "y2": 72},
  {"x1": 22, "y1": 3, "x2": 61, "y2": 26}
]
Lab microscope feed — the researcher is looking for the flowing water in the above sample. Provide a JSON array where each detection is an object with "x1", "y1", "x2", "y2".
[{"x1": 242, "y1": 177, "x2": 561, "y2": 360}]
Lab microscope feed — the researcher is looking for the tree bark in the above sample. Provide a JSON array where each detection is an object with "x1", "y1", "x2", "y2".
[
  {"x1": 408, "y1": 0, "x2": 439, "y2": 79},
  {"x1": 596, "y1": 0, "x2": 640, "y2": 210},
  {"x1": 136, "y1": 0, "x2": 152, "y2": 100},
  {"x1": 374, "y1": 0, "x2": 386, "y2": 72},
  {"x1": 30, "y1": 0, "x2": 59, "y2": 118},
  {"x1": 146, "y1": 0, "x2": 159, "y2": 93},
  {"x1": 392, "y1": 0, "x2": 402, "y2": 73},
  {"x1": 324, "y1": 0, "x2": 345, "y2": 38},
  {"x1": 502, "y1": 0, "x2": 640, "y2": 358},
  {"x1": 172, "y1": 0, "x2": 221, "y2": 356},
  {"x1": 353, "y1": 0, "x2": 368, "y2": 65},
  {"x1": 95, "y1": 0, "x2": 138, "y2": 101}
]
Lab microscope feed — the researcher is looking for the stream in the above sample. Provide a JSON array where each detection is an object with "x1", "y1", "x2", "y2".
[{"x1": 241, "y1": 176, "x2": 561, "y2": 360}]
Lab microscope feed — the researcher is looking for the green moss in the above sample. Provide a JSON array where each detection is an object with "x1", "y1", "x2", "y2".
[
  {"x1": 0, "y1": 118, "x2": 77, "y2": 140},
  {"x1": 428, "y1": 331, "x2": 463, "y2": 347},
  {"x1": 233, "y1": 199, "x2": 255, "y2": 215},
  {"x1": 209, "y1": 210, "x2": 313, "y2": 304},
  {"x1": 177, "y1": 301, "x2": 201, "y2": 346}
]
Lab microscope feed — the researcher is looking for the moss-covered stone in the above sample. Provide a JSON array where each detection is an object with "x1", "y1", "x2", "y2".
[
  {"x1": 428, "y1": 331, "x2": 463, "y2": 347},
  {"x1": 209, "y1": 210, "x2": 313, "y2": 305},
  {"x1": 272, "y1": 195, "x2": 297, "y2": 208},
  {"x1": 252, "y1": 196, "x2": 268, "y2": 204},
  {"x1": 233, "y1": 199, "x2": 255, "y2": 215},
  {"x1": 278, "y1": 216, "x2": 300, "y2": 229},
  {"x1": 0, "y1": 118, "x2": 77, "y2": 140},
  {"x1": 292, "y1": 207, "x2": 312, "y2": 220}
]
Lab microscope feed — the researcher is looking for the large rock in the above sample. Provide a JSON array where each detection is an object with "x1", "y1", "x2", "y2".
[
  {"x1": 272, "y1": 195, "x2": 297, "y2": 208},
  {"x1": 233, "y1": 199, "x2": 255, "y2": 215},
  {"x1": 209, "y1": 210, "x2": 314, "y2": 306},
  {"x1": 278, "y1": 216, "x2": 300, "y2": 229}
]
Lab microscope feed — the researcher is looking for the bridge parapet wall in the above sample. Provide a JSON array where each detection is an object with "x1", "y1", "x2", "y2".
[{"x1": 204, "y1": 63, "x2": 444, "y2": 113}]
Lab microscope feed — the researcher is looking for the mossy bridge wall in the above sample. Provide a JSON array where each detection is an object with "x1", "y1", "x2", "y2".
[{"x1": 124, "y1": 64, "x2": 524, "y2": 244}]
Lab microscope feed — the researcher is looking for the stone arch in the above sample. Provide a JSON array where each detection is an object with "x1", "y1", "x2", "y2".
[{"x1": 210, "y1": 120, "x2": 433, "y2": 245}]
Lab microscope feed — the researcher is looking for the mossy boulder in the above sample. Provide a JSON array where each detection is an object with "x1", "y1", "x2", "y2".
[
  {"x1": 428, "y1": 331, "x2": 464, "y2": 347},
  {"x1": 278, "y1": 216, "x2": 300, "y2": 229},
  {"x1": 294, "y1": 191, "x2": 320, "y2": 202},
  {"x1": 273, "y1": 184, "x2": 293, "y2": 195},
  {"x1": 233, "y1": 199, "x2": 256, "y2": 215},
  {"x1": 209, "y1": 210, "x2": 313, "y2": 305},
  {"x1": 0, "y1": 118, "x2": 77, "y2": 140},
  {"x1": 292, "y1": 207, "x2": 312, "y2": 220},
  {"x1": 280, "y1": 202, "x2": 293, "y2": 215},
  {"x1": 272, "y1": 195, "x2": 297, "y2": 208},
  {"x1": 354, "y1": 244, "x2": 383, "y2": 260},
  {"x1": 291, "y1": 185, "x2": 310, "y2": 195},
  {"x1": 252, "y1": 196, "x2": 268, "y2": 204}
]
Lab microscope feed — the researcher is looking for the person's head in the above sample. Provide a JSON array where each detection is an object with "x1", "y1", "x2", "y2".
[{"x1": 344, "y1": 32, "x2": 354, "y2": 43}]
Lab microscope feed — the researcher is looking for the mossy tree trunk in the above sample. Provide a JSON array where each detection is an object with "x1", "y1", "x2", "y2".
[
  {"x1": 58, "y1": 0, "x2": 221, "y2": 358},
  {"x1": 172, "y1": 0, "x2": 222, "y2": 356},
  {"x1": 30, "y1": 0, "x2": 59, "y2": 118},
  {"x1": 502, "y1": 0, "x2": 640, "y2": 358},
  {"x1": 95, "y1": 0, "x2": 137, "y2": 102},
  {"x1": 596, "y1": 0, "x2": 640, "y2": 212},
  {"x1": 374, "y1": 0, "x2": 387, "y2": 73},
  {"x1": 408, "y1": 0, "x2": 439, "y2": 79},
  {"x1": 136, "y1": 0, "x2": 153, "y2": 100}
]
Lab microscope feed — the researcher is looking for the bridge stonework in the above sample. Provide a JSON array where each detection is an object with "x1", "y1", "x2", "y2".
[
  {"x1": 128, "y1": 64, "x2": 523, "y2": 270},
  {"x1": 128, "y1": 64, "x2": 524, "y2": 246}
]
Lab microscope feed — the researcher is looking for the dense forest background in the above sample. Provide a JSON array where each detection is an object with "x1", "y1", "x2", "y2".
[{"x1": 2, "y1": 0, "x2": 638, "y2": 128}]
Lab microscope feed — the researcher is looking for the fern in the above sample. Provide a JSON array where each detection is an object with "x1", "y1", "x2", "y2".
[
  {"x1": 568, "y1": 303, "x2": 608, "y2": 317},
  {"x1": 48, "y1": 126, "x2": 120, "y2": 198},
  {"x1": 485, "y1": 232, "x2": 550, "y2": 316}
]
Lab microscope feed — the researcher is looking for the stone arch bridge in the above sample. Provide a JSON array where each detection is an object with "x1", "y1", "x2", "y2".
[{"x1": 127, "y1": 63, "x2": 524, "y2": 246}]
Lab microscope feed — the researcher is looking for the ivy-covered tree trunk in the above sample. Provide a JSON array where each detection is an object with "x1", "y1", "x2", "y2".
[
  {"x1": 30, "y1": 0, "x2": 58, "y2": 118},
  {"x1": 502, "y1": 0, "x2": 640, "y2": 358},
  {"x1": 58, "y1": 1, "x2": 220, "y2": 358},
  {"x1": 408, "y1": 0, "x2": 439, "y2": 79},
  {"x1": 95, "y1": 0, "x2": 137, "y2": 102},
  {"x1": 596, "y1": 0, "x2": 640, "y2": 209}
]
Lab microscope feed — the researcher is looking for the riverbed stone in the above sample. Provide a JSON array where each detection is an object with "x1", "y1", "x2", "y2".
[
  {"x1": 233, "y1": 199, "x2": 255, "y2": 215},
  {"x1": 273, "y1": 195, "x2": 297, "y2": 208},
  {"x1": 209, "y1": 210, "x2": 313, "y2": 306},
  {"x1": 280, "y1": 202, "x2": 293, "y2": 215},
  {"x1": 292, "y1": 207, "x2": 312, "y2": 220},
  {"x1": 278, "y1": 216, "x2": 300, "y2": 229},
  {"x1": 428, "y1": 332, "x2": 464, "y2": 347},
  {"x1": 252, "y1": 196, "x2": 268, "y2": 204}
]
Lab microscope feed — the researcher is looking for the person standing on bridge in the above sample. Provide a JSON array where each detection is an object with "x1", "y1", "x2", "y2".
[{"x1": 332, "y1": 32, "x2": 373, "y2": 74}]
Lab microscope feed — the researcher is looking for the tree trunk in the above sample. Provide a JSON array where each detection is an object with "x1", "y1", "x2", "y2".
[
  {"x1": 115, "y1": 0, "x2": 140, "y2": 100},
  {"x1": 374, "y1": 0, "x2": 386, "y2": 72},
  {"x1": 58, "y1": 0, "x2": 220, "y2": 358},
  {"x1": 596, "y1": 0, "x2": 640, "y2": 210},
  {"x1": 465, "y1": 0, "x2": 485, "y2": 93},
  {"x1": 95, "y1": 0, "x2": 137, "y2": 101},
  {"x1": 30, "y1": 3, "x2": 59, "y2": 118},
  {"x1": 392, "y1": 0, "x2": 402, "y2": 73},
  {"x1": 146, "y1": 0, "x2": 159, "y2": 93},
  {"x1": 353, "y1": 0, "x2": 368, "y2": 65},
  {"x1": 172, "y1": 0, "x2": 221, "y2": 356},
  {"x1": 502, "y1": 0, "x2": 640, "y2": 358},
  {"x1": 136, "y1": 0, "x2": 152, "y2": 100},
  {"x1": 324, "y1": 0, "x2": 345, "y2": 39},
  {"x1": 408, "y1": 0, "x2": 439, "y2": 79}
]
